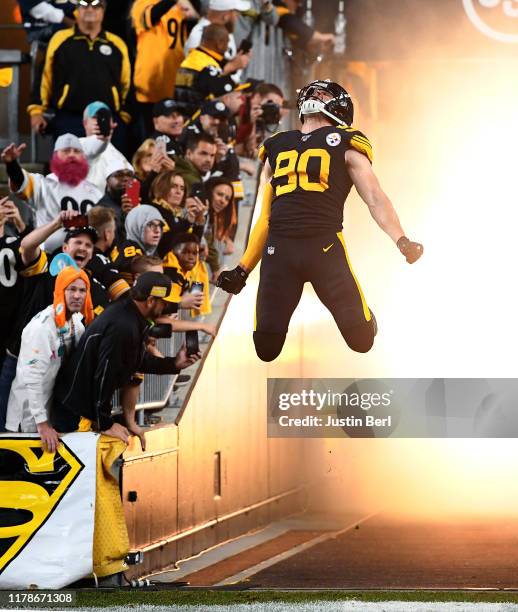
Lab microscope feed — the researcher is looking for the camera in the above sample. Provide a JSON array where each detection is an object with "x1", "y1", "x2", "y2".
[
  {"x1": 217, "y1": 121, "x2": 236, "y2": 143},
  {"x1": 148, "y1": 323, "x2": 172, "y2": 339},
  {"x1": 260, "y1": 101, "x2": 281, "y2": 126},
  {"x1": 238, "y1": 38, "x2": 252, "y2": 54},
  {"x1": 162, "y1": 301, "x2": 179, "y2": 316}
]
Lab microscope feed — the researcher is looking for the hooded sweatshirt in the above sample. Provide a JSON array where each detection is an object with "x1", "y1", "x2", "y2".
[
  {"x1": 124, "y1": 204, "x2": 165, "y2": 256},
  {"x1": 111, "y1": 205, "x2": 165, "y2": 281}
]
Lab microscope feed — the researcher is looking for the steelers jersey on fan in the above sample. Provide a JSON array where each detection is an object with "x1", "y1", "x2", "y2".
[
  {"x1": 0, "y1": 235, "x2": 25, "y2": 323},
  {"x1": 258, "y1": 125, "x2": 373, "y2": 237}
]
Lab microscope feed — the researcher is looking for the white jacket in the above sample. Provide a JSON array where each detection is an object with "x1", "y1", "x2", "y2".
[
  {"x1": 80, "y1": 135, "x2": 132, "y2": 192},
  {"x1": 6, "y1": 305, "x2": 85, "y2": 433},
  {"x1": 14, "y1": 171, "x2": 102, "y2": 252}
]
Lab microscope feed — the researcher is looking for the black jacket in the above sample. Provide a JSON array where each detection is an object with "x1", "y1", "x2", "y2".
[
  {"x1": 29, "y1": 25, "x2": 131, "y2": 117},
  {"x1": 51, "y1": 296, "x2": 181, "y2": 432}
]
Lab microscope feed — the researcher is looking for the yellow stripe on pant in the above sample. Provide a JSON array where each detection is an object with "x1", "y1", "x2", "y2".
[{"x1": 336, "y1": 232, "x2": 372, "y2": 322}]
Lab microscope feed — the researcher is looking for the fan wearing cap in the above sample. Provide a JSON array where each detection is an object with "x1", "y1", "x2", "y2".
[
  {"x1": 5, "y1": 266, "x2": 92, "y2": 452},
  {"x1": 96, "y1": 160, "x2": 138, "y2": 243},
  {"x1": 1, "y1": 135, "x2": 102, "y2": 253},
  {"x1": 150, "y1": 98, "x2": 188, "y2": 157},
  {"x1": 79, "y1": 101, "x2": 133, "y2": 191},
  {"x1": 184, "y1": 0, "x2": 252, "y2": 84},
  {"x1": 27, "y1": 0, "x2": 132, "y2": 144},
  {"x1": 184, "y1": 99, "x2": 242, "y2": 185},
  {"x1": 51, "y1": 271, "x2": 201, "y2": 441}
]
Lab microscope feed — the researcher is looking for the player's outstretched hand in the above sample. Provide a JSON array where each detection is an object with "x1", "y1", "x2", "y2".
[
  {"x1": 217, "y1": 266, "x2": 248, "y2": 294},
  {"x1": 397, "y1": 236, "x2": 423, "y2": 264}
]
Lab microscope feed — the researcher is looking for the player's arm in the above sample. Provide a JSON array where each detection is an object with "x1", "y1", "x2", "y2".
[
  {"x1": 217, "y1": 160, "x2": 273, "y2": 294},
  {"x1": 345, "y1": 148, "x2": 423, "y2": 264},
  {"x1": 240, "y1": 159, "x2": 273, "y2": 272}
]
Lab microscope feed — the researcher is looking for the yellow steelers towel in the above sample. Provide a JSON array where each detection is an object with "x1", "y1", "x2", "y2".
[{"x1": 93, "y1": 436, "x2": 129, "y2": 578}]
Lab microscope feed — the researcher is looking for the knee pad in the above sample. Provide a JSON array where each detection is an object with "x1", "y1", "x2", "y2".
[{"x1": 253, "y1": 331, "x2": 286, "y2": 362}]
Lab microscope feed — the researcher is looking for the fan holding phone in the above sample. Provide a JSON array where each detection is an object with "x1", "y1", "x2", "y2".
[
  {"x1": 97, "y1": 159, "x2": 140, "y2": 243},
  {"x1": 80, "y1": 101, "x2": 134, "y2": 193}
]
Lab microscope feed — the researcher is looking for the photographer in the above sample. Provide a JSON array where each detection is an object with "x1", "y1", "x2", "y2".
[
  {"x1": 235, "y1": 82, "x2": 284, "y2": 158},
  {"x1": 50, "y1": 271, "x2": 202, "y2": 440}
]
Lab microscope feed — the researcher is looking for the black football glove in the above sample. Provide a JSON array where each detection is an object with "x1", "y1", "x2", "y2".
[
  {"x1": 217, "y1": 265, "x2": 249, "y2": 294},
  {"x1": 397, "y1": 236, "x2": 423, "y2": 264}
]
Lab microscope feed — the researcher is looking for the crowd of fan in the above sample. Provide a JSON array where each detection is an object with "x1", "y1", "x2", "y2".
[{"x1": 0, "y1": 0, "x2": 335, "y2": 449}]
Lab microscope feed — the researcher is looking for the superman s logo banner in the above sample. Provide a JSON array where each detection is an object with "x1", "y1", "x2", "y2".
[{"x1": 0, "y1": 438, "x2": 84, "y2": 573}]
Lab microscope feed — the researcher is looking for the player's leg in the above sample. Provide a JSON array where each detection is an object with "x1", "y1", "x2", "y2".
[
  {"x1": 254, "y1": 236, "x2": 305, "y2": 362},
  {"x1": 310, "y1": 233, "x2": 376, "y2": 353}
]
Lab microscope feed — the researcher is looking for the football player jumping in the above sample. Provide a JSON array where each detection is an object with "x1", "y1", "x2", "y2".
[{"x1": 218, "y1": 80, "x2": 423, "y2": 362}]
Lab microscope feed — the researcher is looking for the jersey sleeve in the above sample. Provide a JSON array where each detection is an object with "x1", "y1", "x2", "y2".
[
  {"x1": 13, "y1": 170, "x2": 43, "y2": 208},
  {"x1": 86, "y1": 252, "x2": 130, "y2": 301},
  {"x1": 20, "y1": 249, "x2": 48, "y2": 278},
  {"x1": 258, "y1": 141, "x2": 268, "y2": 165},
  {"x1": 131, "y1": 0, "x2": 152, "y2": 34},
  {"x1": 347, "y1": 129, "x2": 373, "y2": 163}
]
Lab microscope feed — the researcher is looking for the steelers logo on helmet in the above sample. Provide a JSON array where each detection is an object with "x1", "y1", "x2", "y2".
[
  {"x1": 297, "y1": 79, "x2": 354, "y2": 127},
  {"x1": 326, "y1": 132, "x2": 341, "y2": 147}
]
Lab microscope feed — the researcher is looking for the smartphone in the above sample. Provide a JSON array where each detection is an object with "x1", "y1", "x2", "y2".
[
  {"x1": 190, "y1": 182, "x2": 206, "y2": 201},
  {"x1": 95, "y1": 107, "x2": 112, "y2": 137},
  {"x1": 63, "y1": 214, "x2": 89, "y2": 229},
  {"x1": 155, "y1": 139, "x2": 167, "y2": 154},
  {"x1": 125, "y1": 178, "x2": 141, "y2": 207},
  {"x1": 190, "y1": 281, "x2": 204, "y2": 295},
  {"x1": 185, "y1": 330, "x2": 199, "y2": 357}
]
